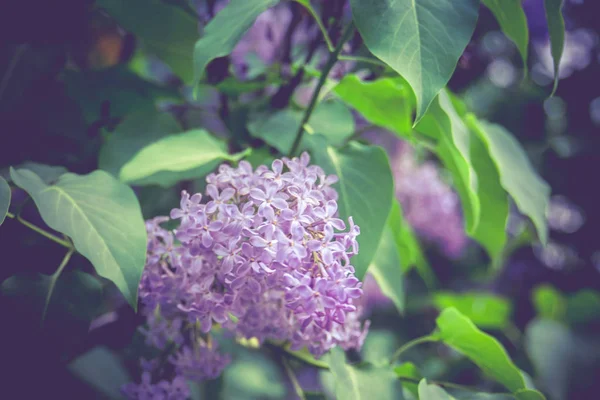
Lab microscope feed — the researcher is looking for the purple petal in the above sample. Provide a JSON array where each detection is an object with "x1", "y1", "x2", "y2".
[
  {"x1": 271, "y1": 197, "x2": 288, "y2": 210},
  {"x1": 206, "y1": 184, "x2": 219, "y2": 200},
  {"x1": 249, "y1": 188, "x2": 266, "y2": 202}
]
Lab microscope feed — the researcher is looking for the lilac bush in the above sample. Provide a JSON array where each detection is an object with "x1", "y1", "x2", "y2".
[{"x1": 125, "y1": 153, "x2": 368, "y2": 394}]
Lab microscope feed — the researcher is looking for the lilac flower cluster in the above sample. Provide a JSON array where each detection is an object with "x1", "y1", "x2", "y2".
[
  {"x1": 122, "y1": 372, "x2": 190, "y2": 400},
  {"x1": 124, "y1": 153, "x2": 368, "y2": 397}
]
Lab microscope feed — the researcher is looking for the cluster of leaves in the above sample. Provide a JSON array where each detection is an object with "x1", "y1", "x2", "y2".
[{"x1": 2, "y1": 0, "x2": 597, "y2": 399}]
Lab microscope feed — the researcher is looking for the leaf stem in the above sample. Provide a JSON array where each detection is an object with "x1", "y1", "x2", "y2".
[
  {"x1": 282, "y1": 355, "x2": 307, "y2": 400},
  {"x1": 6, "y1": 211, "x2": 73, "y2": 249},
  {"x1": 295, "y1": 0, "x2": 334, "y2": 52},
  {"x1": 338, "y1": 55, "x2": 388, "y2": 68},
  {"x1": 288, "y1": 23, "x2": 355, "y2": 156},
  {"x1": 390, "y1": 334, "x2": 439, "y2": 364},
  {"x1": 42, "y1": 248, "x2": 75, "y2": 324},
  {"x1": 275, "y1": 343, "x2": 329, "y2": 369}
]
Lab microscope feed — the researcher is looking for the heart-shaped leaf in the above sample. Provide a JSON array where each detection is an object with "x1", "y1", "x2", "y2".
[
  {"x1": 350, "y1": 0, "x2": 480, "y2": 121},
  {"x1": 119, "y1": 130, "x2": 250, "y2": 187},
  {"x1": 10, "y1": 168, "x2": 147, "y2": 309}
]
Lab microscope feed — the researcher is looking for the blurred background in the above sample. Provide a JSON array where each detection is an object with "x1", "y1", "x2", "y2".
[{"x1": 1, "y1": 0, "x2": 599, "y2": 398}]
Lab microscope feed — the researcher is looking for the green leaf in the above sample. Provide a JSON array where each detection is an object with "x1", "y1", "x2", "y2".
[
  {"x1": 10, "y1": 168, "x2": 147, "y2": 309},
  {"x1": 435, "y1": 308, "x2": 528, "y2": 394},
  {"x1": 433, "y1": 292, "x2": 511, "y2": 329},
  {"x1": 418, "y1": 379, "x2": 453, "y2": 400},
  {"x1": 468, "y1": 132, "x2": 509, "y2": 262},
  {"x1": 387, "y1": 200, "x2": 435, "y2": 287},
  {"x1": 334, "y1": 75, "x2": 414, "y2": 137},
  {"x1": 222, "y1": 351, "x2": 286, "y2": 399},
  {"x1": 532, "y1": 284, "x2": 566, "y2": 321},
  {"x1": 309, "y1": 139, "x2": 394, "y2": 278},
  {"x1": 416, "y1": 91, "x2": 480, "y2": 233},
  {"x1": 247, "y1": 100, "x2": 355, "y2": 153},
  {"x1": 2, "y1": 162, "x2": 68, "y2": 185},
  {"x1": 525, "y1": 319, "x2": 572, "y2": 400},
  {"x1": 368, "y1": 227, "x2": 405, "y2": 314},
  {"x1": 363, "y1": 330, "x2": 400, "y2": 365},
  {"x1": 308, "y1": 100, "x2": 356, "y2": 146},
  {"x1": 467, "y1": 117, "x2": 550, "y2": 244},
  {"x1": 98, "y1": 111, "x2": 182, "y2": 177},
  {"x1": 247, "y1": 109, "x2": 302, "y2": 154},
  {"x1": 119, "y1": 129, "x2": 250, "y2": 187},
  {"x1": 0, "y1": 176, "x2": 10, "y2": 225},
  {"x1": 69, "y1": 347, "x2": 131, "y2": 400},
  {"x1": 328, "y1": 347, "x2": 404, "y2": 400},
  {"x1": 543, "y1": 0, "x2": 566, "y2": 94},
  {"x1": 1, "y1": 270, "x2": 103, "y2": 325},
  {"x1": 394, "y1": 362, "x2": 421, "y2": 397},
  {"x1": 482, "y1": 0, "x2": 529, "y2": 70},
  {"x1": 193, "y1": 0, "x2": 279, "y2": 89},
  {"x1": 349, "y1": 0, "x2": 480, "y2": 122},
  {"x1": 96, "y1": 0, "x2": 198, "y2": 81},
  {"x1": 513, "y1": 390, "x2": 546, "y2": 400}
]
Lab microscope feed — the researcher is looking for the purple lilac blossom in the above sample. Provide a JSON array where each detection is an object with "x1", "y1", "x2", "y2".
[
  {"x1": 125, "y1": 153, "x2": 368, "y2": 397},
  {"x1": 121, "y1": 372, "x2": 190, "y2": 400}
]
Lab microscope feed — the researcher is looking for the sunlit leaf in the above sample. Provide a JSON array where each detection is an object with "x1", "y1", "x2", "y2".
[
  {"x1": 416, "y1": 91, "x2": 480, "y2": 233},
  {"x1": 433, "y1": 292, "x2": 511, "y2": 329},
  {"x1": 99, "y1": 111, "x2": 182, "y2": 177},
  {"x1": 394, "y1": 362, "x2": 421, "y2": 397},
  {"x1": 334, "y1": 75, "x2": 414, "y2": 137},
  {"x1": 350, "y1": 0, "x2": 480, "y2": 121},
  {"x1": 532, "y1": 284, "x2": 566, "y2": 321},
  {"x1": 119, "y1": 129, "x2": 250, "y2": 187},
  {"x1": 435, "y1": 308, "x2": 542, "y2": 397},
  {"x1": 10, "y1": 168, "x2": 146, "y2": 309},
  {"x1": 193, "y1": 0, "x2": 279, "y2": 89},
  {"x1": 467, "y1": 117, "x2": 550, "y2": 244}
]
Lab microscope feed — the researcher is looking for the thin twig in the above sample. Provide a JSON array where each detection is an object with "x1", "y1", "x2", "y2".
[
  {"x1": 288, "y1": 23, "x2": 354, "y2": 156},
  {"x1": 6, "y1": 211, "x2": 73, "y2": 249},
  {"x1": 282, "y1": 356, "x2": 307, "y2": 400},
  {"x1": 338, "y1": 55, "x2": 388, "y2": 68},
  {"x1": 42, "y1": 248, "x2": 75, "y2": 324},
  {"x1": 295, "y1": 0, "x2": 334, "y2": 52},
  {"x1": 389, "y1": 334, "x2": 439, "y2": 364}
]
